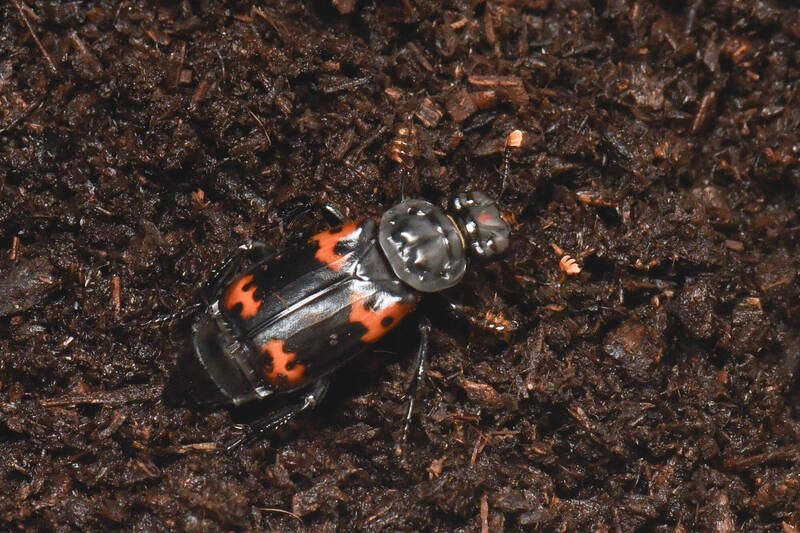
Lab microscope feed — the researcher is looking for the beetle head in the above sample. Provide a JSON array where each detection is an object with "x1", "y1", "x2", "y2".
[{"x1": 449, "y1": 192, "x2": 511, "y2": 259}]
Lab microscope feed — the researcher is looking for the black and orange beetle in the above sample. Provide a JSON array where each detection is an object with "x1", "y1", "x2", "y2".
[{"x1": 179, "y1": 133, "x2": 521, "y2": 447}]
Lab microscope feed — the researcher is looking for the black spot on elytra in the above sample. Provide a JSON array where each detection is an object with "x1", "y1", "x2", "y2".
[
  {"x1": 333, "y1": 240, "x2": 350, "y2": 257},
  {"x1": 381, "y1": 316, "x2": 394, "y2": 327}
]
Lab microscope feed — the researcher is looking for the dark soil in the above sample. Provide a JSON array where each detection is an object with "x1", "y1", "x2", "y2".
[{"x1": 2, "y1": 0, "x2": 800, "y2": 531}]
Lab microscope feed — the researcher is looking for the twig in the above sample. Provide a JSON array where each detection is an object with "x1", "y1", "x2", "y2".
[
  {"x1": 10, "y1": 236, "x2": 20, "y2": 261},
  {"x1": 723, "y1": 446, "x2": 800, "y2": 471},
  {"x1": 12, "y1": 0, "x2": 57, "y2": 74},
  {"x1": 480, "y1": 493, "x2": 489, "y2": 533},
  {"x1": 174, "y1": 42, "x2": 186, "y2": 87},
  {"x1": 40, "y1": 384, "x2": 162, "y2": 407},
  {"x1": 251, "y1": 6, "x2": 287, "y2": 42},
  {"x1": 256, "y1": 507, "x2": 303, "y2": 524},
  {"x1": 471, "y1": 431, "x2": 489, "y2": 465},
  {"x1": 349, "y1": 125, "x2": 386, "y2": 160},
  {"x1": 248, "y1": 109, "x2": 271, "y2": 146},
  {"x1": 155, "y1": 442, "x2": 218, "y2": 455},
  {"x1": 0, "y1": 101, "x2": 41, "y2": 135},
  {"x1": 111, "y1": 275, "x2": 121, "y2": 314}
]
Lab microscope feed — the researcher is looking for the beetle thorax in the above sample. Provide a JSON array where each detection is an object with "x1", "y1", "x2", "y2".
[{"x1": 378, "y1": 199, "x2": 467, "y2": 292}]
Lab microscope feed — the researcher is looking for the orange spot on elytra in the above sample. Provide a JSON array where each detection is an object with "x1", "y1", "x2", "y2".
[
  {"x1": 349, "y1": 293, "x2": 415, "y2": 343},
  {"x1": 261, "y1": 339, "x2": 305, "y2": 387},
  {"x1": 225, "y1": 274, "x2": 262, "y2": 319},
  {"x1": 309, "y1": 223, "x2": 358, "y2": 270}
]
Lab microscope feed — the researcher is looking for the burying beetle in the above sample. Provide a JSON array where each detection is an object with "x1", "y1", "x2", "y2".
[{"x1": 175, "y1": 130, "x2": 522, "y2": 449}]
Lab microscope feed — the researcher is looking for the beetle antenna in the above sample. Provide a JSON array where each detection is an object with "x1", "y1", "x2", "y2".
[
  {"x1": 500, "y1": 129, "x2": 524, "y2": 203},
  {"x1": 390, "y1": 124, "x2": 418, "y2": 201}
]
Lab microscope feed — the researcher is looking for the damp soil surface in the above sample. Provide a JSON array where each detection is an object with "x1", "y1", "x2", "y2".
[{"x1": 2, "y1": 1, "x2": 800, "y2": 531}]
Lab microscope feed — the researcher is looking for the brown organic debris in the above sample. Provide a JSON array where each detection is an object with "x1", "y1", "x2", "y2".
[{"x1": 559, "y1": 255, "x2": 581, "y2": 275}]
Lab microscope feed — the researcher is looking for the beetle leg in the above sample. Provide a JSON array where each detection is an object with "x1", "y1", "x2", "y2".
[
  {"x1": 275, "y1": 200, "x2": 347, "y2": 235},
  {"x1": 437, "y1": 289, "x2": 473, "y2": 318},
  {"x1": 275, "y1": 203, "x2": 347, "y2": 241},
  {"x1": 226, "y1": 377, "x2": 330, "y2": 449},
  {"x1": 322, "y1": 203, "x2": 347, "y2": 225},
  {"x1": 145, "y1": 301, "x2": 205, "y2": 327},
  {"x1": 204, "y1": 241, "x2": 275, "y2": 303},
  {"x1": 396, "y1": 317, "x2": 430, "y2": 455},
  {"x1": 439, "y1": 289, "x2": 518, "y2": 340}
]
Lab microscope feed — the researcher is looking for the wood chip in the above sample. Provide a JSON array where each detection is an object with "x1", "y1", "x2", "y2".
[
  {"x1": 445, "y1": 89, "x2": 477, "y2": 123},
  {"x1": 724, "y1": 239, "x2": 744, "y2": 251}
]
